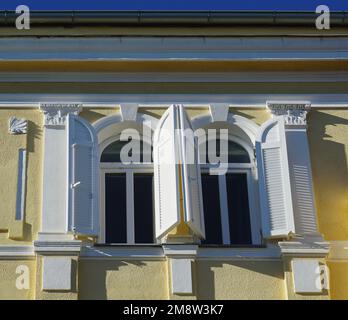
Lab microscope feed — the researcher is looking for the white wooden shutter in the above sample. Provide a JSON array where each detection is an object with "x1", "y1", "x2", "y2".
[
  {"x1": 67, "y1": 114, "x2": 99, "y2": 236},
  {"x1": 256, "y1": 117, "x2": 295, "y2": 238},
  {"x1": 286, "y1": 129, "x2": 319, "y2": 235},
  {"x1": 178, "y1": 105, "x2": 205, "y2": 239},
  {"x1": 153, "y1": 105, "x2": 181, "y2": 239}
]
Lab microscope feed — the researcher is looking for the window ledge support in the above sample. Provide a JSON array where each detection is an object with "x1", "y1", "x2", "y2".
[{"x1": 279, "y1": 235, "x2": 330, "y2": 258}]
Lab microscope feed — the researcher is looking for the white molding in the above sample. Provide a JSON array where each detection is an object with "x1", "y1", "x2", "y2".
[
  {"x1": 197, "y1": 245, "x2": 281, "y2": 260},
  {"x1": 328, "y1": 241, "x2": 348, "y2": 260},
  {"x1": 2, "y1": 71, "x2": 348, "y2": 83},
  {"x1": 218, "y1": 175, "x2": 231, "y2": 245},
  {"x1": 0, "y1": 245, "x2": 35, "y2": 258},
  {"x1": 34, "y1": 240, "x2": 82, "y2": 254},
  {"x1": 80, "y1": 245, "x2": 165, "y2": 259},
  {"x1": 163, "y1": 244, "x2": 199, "y2": 258},
  {"x1": 35, "y1": 233, "x2": 82, "y2": 254},
  {"x1": 93, "y1": 112, "x2": 158, "y2": 141},
  {"x1": 279, "y1": 238, "x2": 330, "y2": 258},
  {"x1": 0, "y1": 94, "x2": 348, "y2": 108},
  {"x1": 79, "y1": 244, "x2": 281, "y2": 259},
  {"x1": 9, "y1": 117, "x2": 28, "y2": 134},
  {"x1": 1, "y1": 37, "x2": 348, "y2": 61},
  {"x1": 191, "y1": 113, "x2": 259, "y2": 145}
]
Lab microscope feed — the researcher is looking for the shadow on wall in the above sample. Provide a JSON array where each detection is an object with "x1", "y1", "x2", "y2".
[
  {"x1": 308, "y1": 111, "x2": 348, "y2": 241},
  {"x1": 78, "y1": 259, "x2": 169, "y2": 300},
  {"x1": 196, "y1": 260, "x2": 285, "y2": 300},
  {"x1": 20, "y1": 120, "x2": 42, "y2": 242}
]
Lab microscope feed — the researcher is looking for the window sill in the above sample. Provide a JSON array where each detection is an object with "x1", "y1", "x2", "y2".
[{"x1": 80, "y1": 243, "x2": 281, "y2": 260}]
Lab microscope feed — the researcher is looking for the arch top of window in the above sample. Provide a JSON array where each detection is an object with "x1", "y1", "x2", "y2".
[
  {"x1": 100, "y1": 138, "x2": 153, "y2": 163},
  {"x1": 201, "y1": 139, "x2": 251, "y2": 164}
]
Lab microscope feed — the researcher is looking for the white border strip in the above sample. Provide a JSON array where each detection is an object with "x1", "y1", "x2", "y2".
[
  {"x1": 0, "y1": 37, "x2": 348, "y2": 61},
  {"x1": 0, "y1": 94, "x2": 348, "y2": 108},
  {"x1": 0, "y1": 245, "x2": 35, "y2": 258},
  {"x1": 328, "y1": 241, "x2": 348, "y2": 260},
  {"x1": 80, "y1": 245, "x2": 281, "y2": 260}
]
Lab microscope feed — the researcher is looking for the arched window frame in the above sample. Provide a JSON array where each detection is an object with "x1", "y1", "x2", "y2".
[
  {"x1": 192, "y1": 113, "x2": 262, "y2": 245},
  {"x1": 93, "y1": 112, "x2": 158, "y2": 244}
]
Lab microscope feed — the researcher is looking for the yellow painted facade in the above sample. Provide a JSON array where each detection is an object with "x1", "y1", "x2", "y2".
[
  {"x1": 0, "y1": 19, "x2": 347, "y2": 299},
  {"x1": 0, "y1": 104, "x2": 347, "y2": 299}
]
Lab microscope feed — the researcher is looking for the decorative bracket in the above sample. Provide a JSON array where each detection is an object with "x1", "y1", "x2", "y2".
[
  {"x1": 40, "y1": 103, "x2": 82, "y2": 127},
  {"x1": 209, "y1": 104, "x2": 230, "y2": 122},
  {"x1": 120, "y1": 103, "x2": 139, "y2": 122},
  {"x1": 267, "y1": 101, "x2": 311, "y2": 126},
  {"x1": 9, "y1": 117, "x2": 28, "y2": 134}
]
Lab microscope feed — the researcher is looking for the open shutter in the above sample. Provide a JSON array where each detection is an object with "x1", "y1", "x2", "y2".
[
  {"x1": 286, "y1": 129, "x2": 319, "y2": 236},
  {"x1": 67, "y1": 114, "x2": 99, "y2": 236},
  {"x1": 153, "y1": 105, "x2": 181, "y2": 239},
  {"x1": 178, "y1": 105, "x2": 205, "y2": 239},
  {"x1": 256, "y1": 117, "x2": 294, "y2": 238}
]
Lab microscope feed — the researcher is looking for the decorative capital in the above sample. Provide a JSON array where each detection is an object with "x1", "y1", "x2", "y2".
[
  {"x1": 9, "y1": 117, "x2": 28, "y2": 134},
  {"x1": 267, "y1": 101, "x2": 311, "y2": 126},
  {"x1": 40, "y1": 103, "x2": 82, "y2": 127}
]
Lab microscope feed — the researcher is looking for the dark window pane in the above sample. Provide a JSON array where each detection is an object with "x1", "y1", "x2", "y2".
[
  {"x1": 105, "y1": 173, "x2": 127, "y2": 243},
  {"x1": 226, "y1": 173, "x2": 252, "y2": 245},
  {"x1": 201, "y1": 174, "x2": 223, "y2": 245},
  {"x1": 134, "y1": 173, "x2": 154, "y2": 244},
  {"x1": 101, "y1": 139, "x2": 152, "y2": 163},
  {"x1": 205, "y1": 139, "x2": 250, "y2": 164}
]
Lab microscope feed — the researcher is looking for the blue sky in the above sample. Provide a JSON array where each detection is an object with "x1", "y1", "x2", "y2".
[{"x1": 0, "y1": 0, "x2": 347, "y2": 11}]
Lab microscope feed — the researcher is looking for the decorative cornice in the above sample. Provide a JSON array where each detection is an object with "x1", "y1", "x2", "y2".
[
  {"x1": 9, "y1": 117, "x2": 28, "y2": 134},
  {"x1": 267, "y1": 101, "x2": 311, "y2": 126},
  {"x1": 40, "y1": 103, "x2": 82, "y2": 127},
  {"x1": 328, "y1": 241, "x2": 348, "y2": 260},
  {"x1": 163, "y1": 244, "x2": 199, "y2": 258},
  {"x1": 0, "y1": 245, "x2": 35, "y2": 259},
  {"x1": 279, "y1": 237, "x2": 330, "y2": 258},
  {"x1": 34, "y1": 240, "x2": 82, "y2": 254}
]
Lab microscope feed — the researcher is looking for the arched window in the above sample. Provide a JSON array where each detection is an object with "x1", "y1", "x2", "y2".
[
  {"x1": 100, "y1": 136, "x2": 154, "y2": 244},
  {"x1": 200, "y1": 132, "x2": 257, "y2": 245}
]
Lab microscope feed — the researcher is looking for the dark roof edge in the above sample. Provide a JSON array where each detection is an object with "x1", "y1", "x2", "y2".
[{"x1": 0, "y1": 10, "x2": 347, "y2": 26}]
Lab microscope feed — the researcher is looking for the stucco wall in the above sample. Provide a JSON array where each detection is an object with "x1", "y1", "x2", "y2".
[
  {"x1": 0, "y1": 106, "x2": 347, "y2": 299},
  {"x1": 0, "y1": 109, "x2": 43, "y2": 243},
  {"x1": 78, "y1": 259, "x2": 169, "y2": 300},
  {"x1": 196, "y1": 259, "x2": 286, "y2": 300},
  {"x1": 308, "y1": 110, "x2": 348, "y2": 241},
  {"x1": 0, "y1": 260, "x2": 35, "y2": 299}
]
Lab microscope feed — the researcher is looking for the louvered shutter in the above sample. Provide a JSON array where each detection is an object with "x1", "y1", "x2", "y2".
[
  {"x1": 286, "y1": 129, "x2": 319, "y2": 235},
  {"x1": 153, "y1": 105, "x2": 181, "y2": 239},
  {"x1": 67, "y1": 114, "x2": 99, "y2": 236},
  {"x1": 256, "y1": 117, "x2": 295, "y2": 238},
  {"x1": 178, "y1": 105, "x2": 205, "y2": 239}
]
